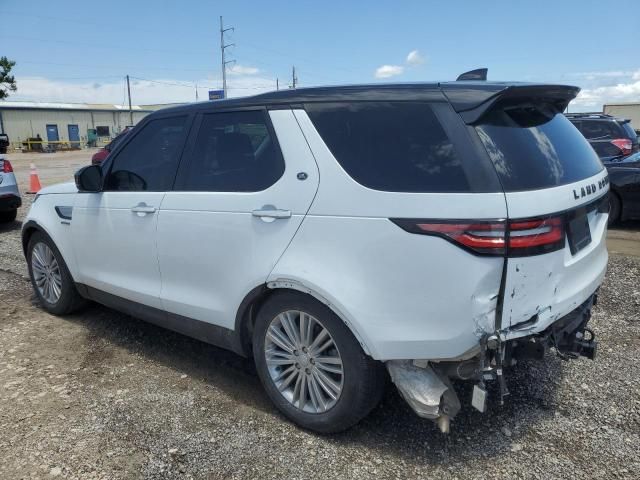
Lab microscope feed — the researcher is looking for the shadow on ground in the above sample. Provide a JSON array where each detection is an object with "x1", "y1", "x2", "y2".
[{"x1": 58, "y1": 298, "x2": 566, "y2": 466}]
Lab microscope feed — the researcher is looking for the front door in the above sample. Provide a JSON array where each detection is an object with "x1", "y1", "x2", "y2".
[
  {"x1": 72, "y1": 115, "x2": 190, "y2": 308},
  {"x1": 157, "y1": 109, "x2": 319, "y2": 329},
  {"x1": 68, "y1": 124, "x2": 80, "y2": 148}
]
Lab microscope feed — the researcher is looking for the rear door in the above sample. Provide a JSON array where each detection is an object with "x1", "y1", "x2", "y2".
[
  {"x1": 474, "y1": 104, "x2": 609, "y2": 335},
  {"x1": 156, "y1": 108, "x2": 319, "y2": 329}
]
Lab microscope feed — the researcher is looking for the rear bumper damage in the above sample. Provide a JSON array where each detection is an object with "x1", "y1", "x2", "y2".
[{"x1": 387, "y1": 293, "x2": 598, "y2": 432}]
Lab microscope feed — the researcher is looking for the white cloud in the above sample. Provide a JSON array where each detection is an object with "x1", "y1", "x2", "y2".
[
  {"x1": 228, "y1": 64, "x2": 260, "y2": 75},
  {"x1": 374, "y1": 65, "x2": 404, "y2": 79},
  {"x1": 570, "y1": 79, "x2": 640, "y2": 111},
  {"x1": 6, "y1": 74, "x2": 277, "y2": 105},
  {"x1": 406, "y1": 50, "x2": 425, "y2": 66}
]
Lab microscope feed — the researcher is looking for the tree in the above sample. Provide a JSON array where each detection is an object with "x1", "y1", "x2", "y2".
[{"x1": 0, "y1": 57, "x2": 17, "y2": 100}]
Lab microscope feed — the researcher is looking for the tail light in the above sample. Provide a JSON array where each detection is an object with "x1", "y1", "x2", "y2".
[
  {"x1": 391, "y1": 216, "x2": 565, "y2": 257},
  {"x1": 0, "y1": 159, "x2": 13, "y2": 173},
  {"x1": 611, "y1": 138, "x2": 632, "y2": 156}
]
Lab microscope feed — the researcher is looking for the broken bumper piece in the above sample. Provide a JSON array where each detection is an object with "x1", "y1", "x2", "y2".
[
  {"x1": 387, "y1": 293, "x2": 598, "y2": 433},
  {"x1": 386, "y1": 360, "x2": 460, "y2": 433}
]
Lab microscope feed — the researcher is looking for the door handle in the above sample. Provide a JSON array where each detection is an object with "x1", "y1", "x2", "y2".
[
  {"x1": 131, "y1": 203, "x2": 157, "y2": 215},
  {"x1": 252, "y1": 206, "x2": 292, "y2": 220}
]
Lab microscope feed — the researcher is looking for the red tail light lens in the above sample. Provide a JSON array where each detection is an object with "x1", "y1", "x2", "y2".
[
  {"x1": 0, "y1": 159, "x2": 13, "y2": 173},
  {"x1": 508, "y1": 217, "x2": 564, "y2": 254},
  {"x1": 391, "y1": 215, "x2": 565, "y2": 257},
  {"x1": 611, "y1": 138, "x2": 632, "y2": 156}
]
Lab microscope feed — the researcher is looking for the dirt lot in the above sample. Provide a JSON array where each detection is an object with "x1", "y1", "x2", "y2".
[{"x1": 1, "y1": 150, "x2": 639, "y2": 479}]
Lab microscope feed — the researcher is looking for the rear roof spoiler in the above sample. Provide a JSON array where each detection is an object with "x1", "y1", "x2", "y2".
[{"x1": 441, "y1": 83, "x2": 581, "y2": 124}]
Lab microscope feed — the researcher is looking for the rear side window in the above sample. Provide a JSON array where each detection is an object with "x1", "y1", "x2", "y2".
[
  {"x1": 580, "y1": 120, "x2": 621, "y2": 140},
  {"x1": 105, "y1": 116, "x2": 187, "y2": 191},
  {"x1": 176, "y1": 110, "x2": 284, "y2": 192},
  {"x1": 306, "y1": 102, "x2": 471, "y2": 192},
  {"x1": 476, "y1": 105, "x2": 603, "y2": 192}
]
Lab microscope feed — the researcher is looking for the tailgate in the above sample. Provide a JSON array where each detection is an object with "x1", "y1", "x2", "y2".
[
  {"x1": 500, "y1": 172, "x2": 609, "y2": 335},
  {"x1": 470, "y1": 93, "x2": 610, "y2": 337}
]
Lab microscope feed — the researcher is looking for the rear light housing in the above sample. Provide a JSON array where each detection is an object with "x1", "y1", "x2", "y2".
[
  {"x1": 391, "y1": 215, "x2": 565, "y2": 257},
  {"x1": 611, "y1": 138, "x2": 632, "y2": 156},
  {"x1": 0, "y1": 159, "x2": 13, "y2": 173}
]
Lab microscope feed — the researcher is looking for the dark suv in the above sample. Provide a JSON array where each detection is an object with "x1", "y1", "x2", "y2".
[{"x1": 566, "y1": 113, "x2": 639, "y2": 162}]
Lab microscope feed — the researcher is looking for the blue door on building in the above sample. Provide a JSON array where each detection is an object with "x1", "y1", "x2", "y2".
[
  {"x1": 46, "y1": 124, "x2": 59, "y2": 142},
  {"x1": 67, "y1": 124, "x2": 80, "y2": 148}
]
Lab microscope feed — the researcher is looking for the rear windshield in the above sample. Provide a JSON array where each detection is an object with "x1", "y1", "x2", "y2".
[
  {"x1": 306, "y1": 102, "x2": 472, "y2": 193},
  {"x1": 476, "y1": 104, "x2": 604, "y2": 192},
  {"x1": 622, "y1": 122, "x2": 638, "y2": 141}
]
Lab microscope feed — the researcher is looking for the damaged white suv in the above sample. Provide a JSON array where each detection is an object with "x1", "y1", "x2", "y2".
[{"x1": 22, "y1": 77, "x2": 608, "y2": 433}]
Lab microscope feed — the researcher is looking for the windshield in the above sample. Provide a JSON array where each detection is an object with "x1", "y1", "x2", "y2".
[{"x1": 476, "y1": 104, "x2": 604, "y2": 192}]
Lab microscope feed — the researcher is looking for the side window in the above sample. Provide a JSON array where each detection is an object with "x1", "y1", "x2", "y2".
[
  {"x1": 177, "y1": 110, "x2": 284, "y2": 192},
  {"x1": 105, "y1": 116, "x2": 187, "y2": 191},
  {"x1": 581, "y1": 120, "x2": 620, "y2": 140},
  {"x1": 305, "y1": 102, "x2": 470, "y2": 192}
]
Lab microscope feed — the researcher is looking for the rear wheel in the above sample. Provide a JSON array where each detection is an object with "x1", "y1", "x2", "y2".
[
  {"x1": 608, "y1": 193, "x2": 621, "y2": 226},
  {"x1": 253, "y1": 291, "x2": 385, "y2": 433},
  {"x1": 27, "y1": 231, "x2": 86, "y2": 315},
  {"x1": 0, "y1": 209, "x2": 17, "y2": 223}
]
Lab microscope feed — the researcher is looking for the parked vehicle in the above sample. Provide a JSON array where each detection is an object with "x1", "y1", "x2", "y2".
[
  {"x1": 0, "y1": 133, "x2": 9, "y2": 154},
  {"x1": 22, "y1": 80, "x2": 608, "y2": 433},
  {"x1": 0, "y1": 154, "x2": 22, "y2": 222},
  {"x1": 566, "y1": 113, "x2": 639, "y2": 161},
  {"x1": 605, "y1": 151, "x2": 640, "y2": 223},
  {"x1": 91, "y1": 127, "x2": 133, "y2": 165}
]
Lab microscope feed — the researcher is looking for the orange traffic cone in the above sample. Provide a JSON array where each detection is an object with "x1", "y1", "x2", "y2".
[{"x1": 28, "y1": 163, "x2": 42, "y2": 194}]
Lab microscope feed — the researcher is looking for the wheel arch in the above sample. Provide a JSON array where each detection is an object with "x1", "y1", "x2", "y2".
[
  {"x1": 234, "y1": 280, "x2": 375, "y2": 359},
  {"x1": 22, "y1": 220, "x2": 48, "y2": 257}
]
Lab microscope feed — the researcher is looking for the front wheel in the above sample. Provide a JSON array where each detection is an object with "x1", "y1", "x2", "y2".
[
  {"x1": 253, "y1": 291, "x2": 385, "y2": 433},
  {"x1": 27, "y1": 231, "x2": 86, "y2": 315}
]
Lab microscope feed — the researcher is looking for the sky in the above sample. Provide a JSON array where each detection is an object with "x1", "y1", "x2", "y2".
[{"x1": 1, "y1": 0, "x2": 639, "y2": 111}]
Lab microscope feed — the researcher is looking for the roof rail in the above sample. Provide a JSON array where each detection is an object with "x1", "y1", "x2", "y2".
[{"x1": 565, "y1": 112, "x2": 613, "y2": 119}]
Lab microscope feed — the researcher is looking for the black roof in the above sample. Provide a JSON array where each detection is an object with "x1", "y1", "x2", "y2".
[{"x1": 158, "y1": 81, "x2": 580, "y2": 123}]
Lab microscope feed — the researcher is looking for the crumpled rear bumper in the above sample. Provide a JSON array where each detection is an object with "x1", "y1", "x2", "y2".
[{"x1": 386, "y1": 293, "x2": 598, "y2": 432}]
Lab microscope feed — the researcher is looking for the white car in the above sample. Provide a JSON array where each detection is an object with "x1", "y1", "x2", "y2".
[
  {"x1": 22, "y1": 80, "x2": 608, "y2": 433},
  {"x1": 0, "y1": 154, "x2": 21, "y2": 222}
]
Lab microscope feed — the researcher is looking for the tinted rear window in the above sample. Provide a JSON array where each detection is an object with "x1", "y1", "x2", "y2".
[
  {"x1": 622, "y1": 122, "x2": 638, "y2": 140},
  {"x1": 476, "y1": 105, "x2": 603, "y2": 192},
  {"x1": 306, "y1": 102, "x2": 471, "y2": 192}
]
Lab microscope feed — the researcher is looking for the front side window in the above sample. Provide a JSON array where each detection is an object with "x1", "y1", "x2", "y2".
[
  {"x1": 176, "y1": 110, "x2": 284, "y2": 192},
  {"x1": 306, "y1": 102, "x2": 470, "y2": 192},
  {"x1": 105, "y1": 116, "x2": 187, "y2": 191}
]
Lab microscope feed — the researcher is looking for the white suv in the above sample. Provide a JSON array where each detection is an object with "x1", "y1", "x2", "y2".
[{"x1": 22, "y1": 82, "x2": 608, "y2": 433}]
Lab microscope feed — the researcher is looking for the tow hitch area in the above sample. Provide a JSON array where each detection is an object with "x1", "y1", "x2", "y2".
[{"x1": 387, "y1": 295, "x2": 598, "y2": 432}]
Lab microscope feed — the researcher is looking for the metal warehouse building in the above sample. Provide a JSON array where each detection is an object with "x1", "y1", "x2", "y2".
[
  {"x1": 603, "y1": 102, "x2": 640, "y2": 131},
  {"x1": 0, "y1": 101, "x2": 176, "y2": 150}
]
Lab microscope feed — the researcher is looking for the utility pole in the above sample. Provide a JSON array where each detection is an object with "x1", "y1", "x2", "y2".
[
  {"x1": 291, "y1": 66, "x2": 297, "y2": 89},
  {"x1": 220, "y1": 16, "x2": 235, "y2": 99},
  {"x1": 276, "y1": 78, "x2": 279, "y2": 91},
  {"x1": 126, "y1": 75, "x2": 133, "y2": 125},
  {"x1": 195, "y1": 83, "x2": 199, "y2": 101}
]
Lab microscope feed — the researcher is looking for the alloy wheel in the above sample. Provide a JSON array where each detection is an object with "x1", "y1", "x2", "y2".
[
  {"x1": 264, "y1": 310, "x2": 344, "y2": 414},
  {"x1": 31, "y1": 242, "x2": 63, "y2": 304}
]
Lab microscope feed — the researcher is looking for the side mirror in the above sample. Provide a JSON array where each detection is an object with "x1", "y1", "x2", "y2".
[{"x1": 75, "y1": 165, "x2": 103, "y2": 192}]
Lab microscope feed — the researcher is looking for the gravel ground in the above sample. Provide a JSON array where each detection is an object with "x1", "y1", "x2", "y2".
[{"x1": 1, "y1": 194, "x2": 639, "y2": 480}]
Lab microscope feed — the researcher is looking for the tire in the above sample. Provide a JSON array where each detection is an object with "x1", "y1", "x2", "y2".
[
  {"x1": 26, "y1": 231, "x2": 86, "y2": 315},
  {"x1": 0, "y1": 209, "x2": 17, "y2": 223},
  {"x1": 608, "y1": 193, "x2": 621, "y2": 226},
  {"x1": 252, "y1": 290, "x2": 385, "y2": 433}
]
